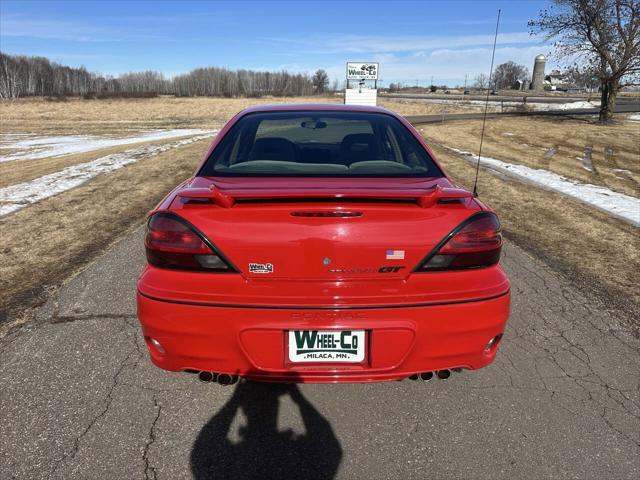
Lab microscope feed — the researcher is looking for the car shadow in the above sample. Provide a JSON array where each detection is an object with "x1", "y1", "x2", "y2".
[{"x1": 191, "y1": 379, "x2": 343, "y2": 480}]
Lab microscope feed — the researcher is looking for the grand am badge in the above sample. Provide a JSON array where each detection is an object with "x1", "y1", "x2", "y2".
[{"x1": 249, "y1": 262, "x2": 274, "y2": 274}]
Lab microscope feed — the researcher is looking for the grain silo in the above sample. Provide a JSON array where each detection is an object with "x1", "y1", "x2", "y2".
[{"x1": 531, "y1": 54, "x2": 546, "y2": 91}]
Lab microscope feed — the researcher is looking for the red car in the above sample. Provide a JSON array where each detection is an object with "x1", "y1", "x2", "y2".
[{"x1": 137, "y1": 104, "x2": 510, "y2": 384}]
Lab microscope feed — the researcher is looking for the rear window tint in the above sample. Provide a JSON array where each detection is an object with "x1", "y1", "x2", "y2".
[{"x1": 198, "y1": 111, "x2": 443, "y2": 178}]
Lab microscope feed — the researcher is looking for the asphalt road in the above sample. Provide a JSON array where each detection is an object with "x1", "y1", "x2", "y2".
[{"x1": 1, "y1": 227, "x2": 639, "y2": 480}]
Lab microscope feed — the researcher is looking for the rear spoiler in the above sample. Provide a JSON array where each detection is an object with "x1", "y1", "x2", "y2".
[{"x1": 175, "y1": 185, "x2": 473, "y2": 208}]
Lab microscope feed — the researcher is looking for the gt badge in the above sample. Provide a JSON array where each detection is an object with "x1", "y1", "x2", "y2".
[{"x1": 249, "y1": 263, "x2": 274, "y2": 274}]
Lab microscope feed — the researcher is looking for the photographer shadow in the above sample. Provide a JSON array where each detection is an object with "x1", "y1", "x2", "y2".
[{"x1": 191, "y1": 379, "x2": 342, "y2": 480}]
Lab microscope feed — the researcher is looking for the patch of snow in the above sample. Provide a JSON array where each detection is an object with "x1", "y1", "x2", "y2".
[
  {"x1": 503, "y1": 132, "x2": 515, "y2": 136},
  {"x1": 445, "y1": 146, "x2": 640, "y2": 226},
  {"x1": 387, "y1": 96, "x2": 602, "y2": 112},
  {"x1": 0, "y1": 132, "x2": 216, "y2": 217},
  {"x1": 529, "y1": 100, "x2": 600, "y2": 111},
  {"x1": 628, "y1": 114, "x2": 640, "y2": 121},
  {"x1": 388, "y1": 98, "x2": 486, "y2": 107},
  {"x1": 0, "y1": 129, "x2": 212, "y2": 162}
]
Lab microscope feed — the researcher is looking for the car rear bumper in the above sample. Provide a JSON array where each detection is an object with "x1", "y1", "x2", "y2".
[{"x1": 137, "y1": 291, "x2": 510, "y2": 383}]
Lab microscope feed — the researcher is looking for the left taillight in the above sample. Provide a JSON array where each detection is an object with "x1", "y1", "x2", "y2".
[
  {"x1": 144, "y1": 212, "x2": 235, "y2": 272},
  {"x1": 415, "y1": 212, "x2": 503, "y2": 271}
]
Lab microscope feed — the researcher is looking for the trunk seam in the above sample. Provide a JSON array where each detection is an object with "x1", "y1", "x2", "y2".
[{"x1": 137, "y1": 289, "x2": 510, "y2": 310}]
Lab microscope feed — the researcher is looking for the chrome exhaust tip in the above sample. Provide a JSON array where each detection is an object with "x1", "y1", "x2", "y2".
[
  {"x1": 217, "y1": 374, "x2": 238, "y2": 386},
  {"x1": 436, "y1": 369, "x2": 451, "y2": 380},
  {"x1": 420, "y1": 372, "x2": 434, "y2": 382},
  {"x1": 198, "y1": 371, "x2": 214, "y2": 383},
  {"x1": 408, "y1": 374, "x2": 419, "y2": 381}
]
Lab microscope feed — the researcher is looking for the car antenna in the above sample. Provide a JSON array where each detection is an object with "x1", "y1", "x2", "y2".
[{"x1": 473, "y1": 9, "x2": 501, "y2": 197}]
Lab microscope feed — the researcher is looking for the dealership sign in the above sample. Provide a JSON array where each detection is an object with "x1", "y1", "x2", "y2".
[{"x1": 346, "y1": 62, "x2": 379, "y2": 80}]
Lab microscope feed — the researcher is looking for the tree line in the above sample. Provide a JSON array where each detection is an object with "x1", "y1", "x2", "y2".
[
  {"x1": 0, "y1": 52, "x2": 320, "y2": 99},
  {"x1": 385, "y1": 62, "x2": 530, "y2": 92}
]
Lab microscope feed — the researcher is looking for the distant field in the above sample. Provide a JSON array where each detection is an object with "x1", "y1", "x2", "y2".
[
  {"x1": 0, "y1": 95, "x2": 481, "y2": 135},
  {"x1": 1, "y1": 96, "x2": 330, "y2": 135},
  {"x1": 0, "y1": 96, "x2": 638, "y2": 328},
  {"x1": 381, "y1": 96, "x2": 499, "y2": 113}
]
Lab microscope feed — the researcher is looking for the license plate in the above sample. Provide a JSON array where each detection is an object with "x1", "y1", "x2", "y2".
[{"x1": 288, "y1": 330, "x2": 366, "y2": 363}]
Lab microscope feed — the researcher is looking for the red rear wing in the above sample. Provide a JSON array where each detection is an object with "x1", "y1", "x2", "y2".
[{"x1": 175, "y1": 185, "x2": 473, "y2": 208}]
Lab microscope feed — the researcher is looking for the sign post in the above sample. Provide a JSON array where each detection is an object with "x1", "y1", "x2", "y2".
[{"x1": 345, "y1": 62, "x2": 379, "y2": 106}]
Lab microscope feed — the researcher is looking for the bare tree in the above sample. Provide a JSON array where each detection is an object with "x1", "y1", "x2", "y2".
[
  {"x1": 0, "y1": 54, "x2": 21, "y2": 98},
  {"x1": 312, "y1": 69, "x2": 329, "y2": 94},
  {"x1": 492, "y1": 61, "x2": 529, "y2": 89},
  {"x1": 529, "y1": 0, "x2": 640, "y2": 122},
  {"x1": 473, "y1": 73, "x2": 490, "y2": 89},
  {"x1": 564, "y1": 65, "x2": 601, "y2": 90}
]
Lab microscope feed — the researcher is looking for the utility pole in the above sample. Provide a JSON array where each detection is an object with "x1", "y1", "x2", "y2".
[{"x1": 464, "y1": 74, "x2": 467, "y2": 91}]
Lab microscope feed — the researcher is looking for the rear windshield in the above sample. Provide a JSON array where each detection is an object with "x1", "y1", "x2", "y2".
[{"x1": 198, "y1": 111, "x2": 443, "y2": 177}]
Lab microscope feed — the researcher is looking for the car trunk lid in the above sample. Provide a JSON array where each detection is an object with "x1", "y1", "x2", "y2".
[{"x1": 171, "y1": 177, "x2": 477, "y2": 280}]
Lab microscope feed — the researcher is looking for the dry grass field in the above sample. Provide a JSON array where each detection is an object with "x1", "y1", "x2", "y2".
[
  {"x1": 0, "y1": 139, "x2": 208, "y2": 327},
  {"x1": 1, "y1": 96, "x2": 638, "y2": 328},
  {"x1": 418, "y1": 115, "x2": 640, "y2": 197}
]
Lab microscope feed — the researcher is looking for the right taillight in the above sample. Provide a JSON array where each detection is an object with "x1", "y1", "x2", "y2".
[
  {"x1": 416, "y1": 213, "x2": 502, "y2": 271},
  {"x1": 145, "y1": 212, "x2": 236, "y2": 272}
]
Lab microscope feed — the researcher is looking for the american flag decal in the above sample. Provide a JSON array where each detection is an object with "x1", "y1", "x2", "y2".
[{"x1": 386, "y1": 249, "x2": 405, "y2": 260}]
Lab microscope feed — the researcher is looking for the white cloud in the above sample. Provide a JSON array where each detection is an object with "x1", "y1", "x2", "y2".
[
  {"x1": 0, "y1": 14, "x2": 166, "y2": 42},
  {"x1": 378, "y1": 46, "x2": 555, "y2": 83},
  {"x1": 272, "y1": 31, "x2": 536, "y2": 55},
  {"x1": 265, "y1": 44, "x2": 555, "y2": 86},
  {"x1": 261, "y1": 31, "x2": 553, "y2": 84}
]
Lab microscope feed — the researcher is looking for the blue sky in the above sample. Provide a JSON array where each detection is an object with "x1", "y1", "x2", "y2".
[{"x1": 0, "y1": 0, "x2": 555, "y2": 86}]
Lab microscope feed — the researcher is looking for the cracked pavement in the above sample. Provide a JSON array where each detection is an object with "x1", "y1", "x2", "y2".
[{"x1": 1, "y1": 228, "x2": 638, "y2": 479}]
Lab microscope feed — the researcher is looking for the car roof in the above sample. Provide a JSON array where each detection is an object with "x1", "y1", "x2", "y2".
[{"x1": 237, "y1": 103, "x2": 398, "y2": 116}]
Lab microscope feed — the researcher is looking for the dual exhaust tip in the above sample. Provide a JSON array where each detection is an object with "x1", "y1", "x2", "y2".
[
  {"x1": 409, "y1": 369, "x2": 457, "y2": 382},
  {"x1": 197, "y1": 371, "x2": 239, "y2": 386},
  {"x1": 196, "y1": 369, "x2": 455, "y2": 384}
]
